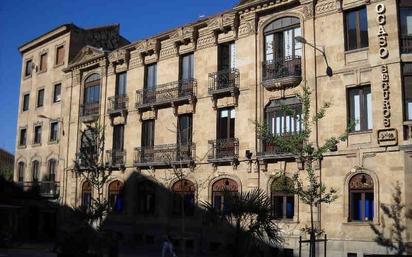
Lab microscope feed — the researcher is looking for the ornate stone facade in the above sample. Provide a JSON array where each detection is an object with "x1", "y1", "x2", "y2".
[{"x1": 14, "y1": 1, "x2": 412, "y2": 256}]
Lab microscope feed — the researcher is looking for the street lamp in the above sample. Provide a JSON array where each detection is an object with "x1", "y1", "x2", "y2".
[
  {"x1": 295, "y1": 36, "x2": 333, "y2": 77},
  {"x1": 37, "y1": 114, "x2": 65, "y2": 136}
]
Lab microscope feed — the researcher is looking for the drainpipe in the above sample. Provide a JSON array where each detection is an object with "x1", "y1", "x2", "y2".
[{"x1": 255, "y1": 14, "x2": 260, "y2": 189}]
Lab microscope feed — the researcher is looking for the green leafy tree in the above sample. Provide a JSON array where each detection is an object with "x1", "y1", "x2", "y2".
[
  {"x1": 202, "y1": 188, "x2": 282, "y2": 257},
  {"x1": 370, "y1": 181, "x2": 412, "y2": 255},
  {"x1": 0, "y1": 166, "x2": 13, "y2": 181},
  {"x1": 257, "y1": 85, "x2": 350, "y2": 257}
]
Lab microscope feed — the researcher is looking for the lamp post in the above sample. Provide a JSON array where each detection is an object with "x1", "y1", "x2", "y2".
[
  {"x1": 37, "y1": 114, "x2": 64, "y2": 136},
  {"x1": 295, "y1": 36, "x2": 333, "y2": 77}
]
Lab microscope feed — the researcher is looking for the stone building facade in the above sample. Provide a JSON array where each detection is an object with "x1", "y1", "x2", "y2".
[{"x1": 14, "y1": 0, "x2": 412, "y2": 256}]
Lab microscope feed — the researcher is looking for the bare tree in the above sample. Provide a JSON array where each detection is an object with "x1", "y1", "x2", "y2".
[
  {"x1": 73, "y1": 120, "x2": 112, "y2": 228},
  {"x1": 370, "y1": 181, "x2": 412, "y2": 255}
]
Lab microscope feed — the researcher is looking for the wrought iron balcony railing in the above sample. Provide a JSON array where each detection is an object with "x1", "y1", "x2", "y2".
[
  {"x1": 80, "y1": 102, "x2": 100, "y2": 117},
  {"x1": 16, "y1": 181, "x2": 60, "y2": 198},
  {"x1": 401, "y1": 35, "x2": 412, "y2": 54},
  {"x1": 107, "y1": 95, "x2": 128, "y2": 114},
  {"x1": 106, "y1": 149, "x2": 126, "y2": 167},
  {"x1": 262, "y1": 56, "x2": 302, "y2": 89},
  {"x1": 135, "y1": 79, "x2": 197, "y2": 110},
  {"x1": 134, "y1": 144, "x2": 196, "y2": 167},
  {"x1": 256, "y1": 142, "x2": 297, "y2": 160},
  {"x1": 208, "y1": 138, "x2": 239, "y2": 161},
  {"x1": 208, "y1": 68, "x2": 240, "y2": 95}
]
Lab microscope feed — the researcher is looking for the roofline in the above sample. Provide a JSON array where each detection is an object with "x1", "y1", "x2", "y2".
[
  {"x1": 0, "y1": 148, "x2": 14, "y2": 157},
  {"x1": 122, "y1": 9, "x2": 234, "y2": 51},
  {"x1": 18, "y1": 23, "x2": 79, "y2": 54}
]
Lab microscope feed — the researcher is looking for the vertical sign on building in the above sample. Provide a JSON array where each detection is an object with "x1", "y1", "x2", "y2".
[{"x1": 376, "y1": 3, "x2": 398, "y2": 146}]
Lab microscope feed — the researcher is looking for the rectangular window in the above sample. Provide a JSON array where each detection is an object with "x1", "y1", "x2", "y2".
[
  {"x1": 115, "y1": 72, "x2": 127, "y2": 96},
  {"x1": 40, "y1": 53, "x2": 47, "y2": 72},
  {"x1": 267, "y1": 104, "x2": 302, "y2": 136},
  {"x1": 403, "y1": 63, "x2": 412, "y2": 120},
  {"x1": 19, "y1": 128, "x2": 27, "y2": 146},
  {"x1": 399, "y1": 1, "x2": 412, "y2": 53},
  {"x1": 217, "y1": 108, "x2": 235, "y2": 139},
  {"x1": 56, "y1": 45, "x2": 65, "y2": 65},
  {"x1": 350, "y1": 192, "x2": 374, "y2": 222},
  {"x1": 348, "y1": 85, "x2": 372, "y2": 132},
  {"x1": 22, "y1": 94, "x2": 30, "y2": 111},
  {"x1": 50, "y1": 122, "x2": 59, "y2": 142},
  {"x1": 180, "y1": 53, "x2": 194, "y2": 80},
  {"x1": 145, "y1": 64, "x2": 157, "y2": 90},
  {"x1": 113, "y1": 124, "x2": 124, "y2": 151},
  {"x1": 37, "y1": 89, "x2": 44, "y2": 107},
  {"x1": 25, "y1": 59, "x2": 33, "y2": 77},
  {"x1": 141, "y1": 120, "x2": 155, "y2": 149},
  {"x1": 218, "y1": 42, "x2": 236, "y2": 71},
  {"x1": 272, "y1": 195, "x2": 294, "y2": 220},
  {"x1": 345, "y1": 6, "x2": 369, "y2": 51},
  {"x1": 34, "y1": 125, "x2": 42, "y2": 144},
  {"x1": 177, "y1": 114, "x2": 192, "y2": 146},
  {"x1": 53, "y1": 84, "x2": 61, "y2": 103},
  {"x1": 84, "y1": 84, "x2": 100, "y2": 104}
]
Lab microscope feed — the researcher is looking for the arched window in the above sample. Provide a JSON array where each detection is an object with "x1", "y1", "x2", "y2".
[
  {"x1": 31, "y1": 160, "x2": 40, "y2": 182},
  {"x1": 263, "y1": 17, "x2": 302, "y2": 81},
  {"x1": 82, "y1": 181, "x2": 92, "y2": 208},
  {"x1": 108, "y1": 180, "x2": 124, "y2": 213},
  {"x1": 349, "y1": 173, "x2": 374, "y2": 222},
  {"x1": 18, "y1": 162, "x2": 25, "y2": 182},
  {"x1": 212, "y1": 178, "x2": 238, "y2": 211},
  {"x1": 172, "y1": 179, "x2": 195, "y2": 216},
  {"x1": 271, "y1": 176, "x2": 294, "y2": 220},
  {"x1": 83, "y1": 74, "x2": 100, "y2": 116},
  {"x1": 48, "y1": 159, "x2": 57, "y2": 181},
  {"x1": 137, "y1": 180, "x2": 155, "y2": 214}
]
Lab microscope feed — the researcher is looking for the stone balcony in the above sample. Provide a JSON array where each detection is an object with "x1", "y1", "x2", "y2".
[
  {"x1": 134, "y1": 143, "x2": 196, "y2": 168},
  {"x1": 135, "y1": 79, "x2": 197, "y2": 112},
  {"x1": 261, "y1": 56, "x2": 302, "y2": 90}
]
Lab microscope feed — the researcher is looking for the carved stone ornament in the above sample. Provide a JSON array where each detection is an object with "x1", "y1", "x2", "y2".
[
  {"x1": 170, "y1": 26, "x2": 196, "y2": 45},
  {"x1": 68, "y1": 46, "x2": 105, "y2": 69},
  {"x1": 212, "y1": 178, "x2": 238, "y2": 192},
  {"x1": 109, "y1": 49, "x2": 128, "y2": 65},
  {"x1": 303, "y1": 4, "x2": 314, "y2": 19},
  {"x1": 349, "y1": 173, "x2": 373, "y2": 190}
]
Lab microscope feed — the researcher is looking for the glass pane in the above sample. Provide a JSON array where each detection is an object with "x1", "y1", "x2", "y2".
[
  {"x1": 230, "y1": 43, "x2": 236, "y2": 69},
  {"x1": 116, "y1": 72, "x2": 127, "y2": 96},
  {"x1": 265, "y1": 34, "x2": 274, "y2": 61},
  {"x1": 346, "y1": 11, "x2": 357, "y2": 50},
  {"x1": 365, "y1": 192, "x2": 374, "y2": 221},
  {"x1": 294, "y1": 27, "x2": 302, "y2": 57},
  {"x1": 351, "y1": 192, "x2": 362, "y2": 221},
  {"x1": 405, "y1": 76, "x2": 412, "y2": 120},
  {"x1": 354, "y1": 93, "x2": 361, "y2": 131},
  {"x1": 359, "y1": 7, "x2": 369, "y2": 48},
  {"x1": 273, "y1": 196, "x2": 283, "y2": 219},
  {"x1": 366, "y1": 89, "x2": 373, "y2": 130},
  {"x1": 286, "y1": 196, "x2": 294, "y2": 219},
  {"x1": 283, "y1": 29, "x2": 293, "y2": 58}
]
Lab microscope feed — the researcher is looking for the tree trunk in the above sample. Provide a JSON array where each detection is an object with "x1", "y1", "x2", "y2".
[{"x1": 310, "y1": 204, "x2": 316, "y2": 257}]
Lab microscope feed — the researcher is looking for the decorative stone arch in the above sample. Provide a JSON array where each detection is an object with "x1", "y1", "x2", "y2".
[
  {"x1": 267, "y1": 173, "x2": 299, "y2": 221},
  {"x1": 16, "y1": 160, "x2": 26, "y2": 182},
  {"x1": 82, "y1": 72, "x2": 101, "y2": 85},
  {"x1": 168, "y1": 176, "x2": 199, "y2": 194},
  {"x1": 77, "y1": 178, "x2": 93, "y2": 207},
  {"x1": 343, "y1": 168, "x2": 380, "y2": 223},
  {"x1": 208, "y1": 174, "x2": 242, "y2": 202},
  {"x1": 105, "y1": 177, "x2": 125, "y2": 197}
]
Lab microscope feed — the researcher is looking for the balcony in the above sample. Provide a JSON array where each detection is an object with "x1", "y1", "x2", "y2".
[
  {"x1": 106, "y1": 149, "x2": 126, "y2": 168},
  {"x1": 208, "y1": 68, "x2": 240, "y2": 96},
  {"x1": 256, "y1": 142, "x2": 297, "y2": 162},
  {"x1": 262, "y1": 56, "x2": 302, "y2": 90},
  {"x1": 134, "y1": 144, "x2": 196, "y2": 168},
  {"x1": 135, "y1": 79, "x2": 197, "y2": 111},
  {"x1": 401, "y1": 35, "x2": 412, "y2": 54},
  {"x1": 80, "y1": 102, "x2": 100, "y2": 122},
  {"x1": 17, "y1": 181, "x2": 60, "y2": 198},
  {"x1": 107, "y1": 95, "x2": 128, "y2": 115},
  {"x1": 208, "y1": 138, "x2": 239, "y2": 164}
]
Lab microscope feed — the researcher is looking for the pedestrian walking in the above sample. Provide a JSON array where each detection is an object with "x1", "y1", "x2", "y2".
[{"x1": 161, "y1": 235, "x2": 177, "y2": 257}]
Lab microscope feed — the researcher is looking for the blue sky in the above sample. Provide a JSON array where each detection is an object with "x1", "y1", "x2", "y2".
[{"x1": 0, "y1": 0, "x2": 238, "y2": 154}]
